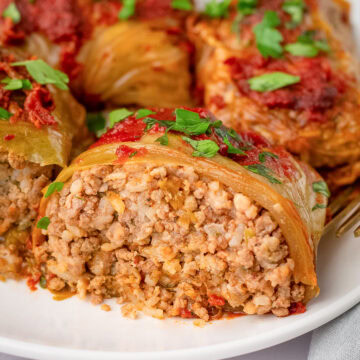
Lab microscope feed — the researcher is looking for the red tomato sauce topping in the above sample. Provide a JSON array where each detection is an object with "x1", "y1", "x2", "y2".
[
  {"x1": 208, "y1": 294, "x2": 226, "y2": 307},
  {"x1": 115, "y1": 145, "x2": 148, "y2": 164},
  {"x1": 289, "y1": 302, "x2": 307, "y2": 315},
  {"x1": 225, "y1": 55, "x2": 346, "y2": 123},
  {"x1": 93, "y1": 108, "x2": 298, "y2": 181},
  {"x1": 0, "y1": 59, "x2": 56, "y2": 129}
]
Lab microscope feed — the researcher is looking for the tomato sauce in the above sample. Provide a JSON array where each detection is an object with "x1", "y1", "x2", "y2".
[
  {"x1": 208, "y1": 294, "x2": 226, "y2": 307},
  {"x1": 225, "y1": 55, "x2": 346, "y2": 123},
  {"x1": 289, "y1": 302, "x2": 307, "y2": 315},
  {"x1": 93, "y1": 107, "x2": 299, "y2": 181}
]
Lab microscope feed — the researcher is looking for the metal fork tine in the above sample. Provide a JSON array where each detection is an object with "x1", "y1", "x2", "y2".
[
  {"x1": 336, "y1": 206, "x2": 360, "y2": 238},
  {"x1": 324, "y1": 194, "x2": 360, "y2": 236}
]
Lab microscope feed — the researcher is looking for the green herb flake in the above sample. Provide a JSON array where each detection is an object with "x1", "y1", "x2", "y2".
[
  {"x1": 129, "y1": 151, "x2": 138, "y2": 158},
  {"x1": 282, "y1": 0, "x2": 305, "y2": 29},
  {"x1": 109, "y1": 108, "x2": 134, "y2": 129},
  {"x1": 243, "y1": 164, "x2": 281, "y2": 184},
  {"x1": 118, "y1": 0, "x2": 136, "y2": 20},
  {"x1": 1, "y1": 77, "x2": 32, "y2": 90},
  {"x1": 86, "y1": 113, "x2": 106, "y2": 135},
  {"x1": 171, "y1": 0, "x2": 193, "y2": 11},
  {"x1": 259, "y1": 151, "x2": 279, "y2": 163},
  {"x1": 312, "y1": 203, "x2": 327, "y2": 211},
  {"x1": 248, "y1": 72, "x2": 300, "y2": 92},
  {"x1": 37, "y1": 216, "x2": 50, "y2": 230},
  {"x1": 2, "y1": 3, "x2": 21, "y2": 24},
  {"x1": 173, "y1": 109, "x2": 214, "y2": 135},
  {"x1": 44, "y1": 182, "x2": 64, "y2": 198},
  {"x1": 253, "y1": 11, "x2": 284, "y2": 59},
  {"x1": 224, "y1": 137, "x2": 247, "y2": 155},
  {"x1": 0, "y1": 107, "x2": 13, "y2": 120},
  {"x1": 204, "y1": 0, "x2": 231, "y2": 18},
  {"x1": 11, "y1": 60, "x2": 69, "y2": 90},
  {"x1": 39, "y1": 276, "x2": 47, "y2": 289},
  {"x1": 285, "y1": 31, "x2": 331, "y2": 57},
  {"x1": 182, "y1": 136, "x2": 220, "y2": 158},
  {"x1": 156, "y1": 133, "x2": 169, "y2": 146},
  {"x1": 136, "y1": 109, "x2": 156, "y2": 119},
  {"x1": 237, "y1": 0, "x2": 257, "y2": 15},
  {"x1": 312, "y1": 181, "x2": 330, "y2": 198}
]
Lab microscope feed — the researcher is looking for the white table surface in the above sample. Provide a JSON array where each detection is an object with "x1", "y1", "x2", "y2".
[{"x1": 0, "y1": 332, "x2": 311, "y2": 360}]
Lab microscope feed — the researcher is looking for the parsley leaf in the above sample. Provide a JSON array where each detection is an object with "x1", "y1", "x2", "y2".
[
  {"x1": 237, "y1": 0, "x2": 257, "y2": 15},
  {"x1": 1, "y1": 77, "x2": 32, "y2": 90},
  {"x1": 136, "y1": 109, "x2": 156, "y2": 119},
  {"x1": 0, "y1": 107, "x2": 13, "y2": 120},
  {"x1": 118, "y1": 0, "x2": 136, "y2": 20},
  {"x1": 248, "y1": 72, "x2": 300, "y2": 92},
  {"x1": 312, "y1": 203, "x2": 327, "y2": 211},
  {"x1": 142, "y1": 117, "x2": 174, "y2": 132},
  {"x1": 86, "y1": 113, "x2": 106, "y2": 135},
  {"x1": 12, "y1": 60, "x2": 69, "y2": 90},
  {"x1": 253, "y1": 11, "x2": 283, "y2": 58},
  {"x1": 39, "y1": 276, "x2": 47, "y2": 289},
  {"x1": 109, "y1": 108, "x2": 134, "y2": 129},
  {"x1": 312, "y1": 181, "x2": 330, "y2": 198},
  {"x1": 282, "y1": 0, "x2": 305, "y2": 29},
  {"x1": 204, "y1": 0, "x2": 231, "y2": 18},
  {"x1": 182, "y1": 136, "x2": 220, "y2": 158},
  {"x1": 243, "y1": 164, "x2": 281, "y2": 184},
  {"x1": 173, "y1": 109, "x2": 215, "y2": 135},
  {"x1": 37, "y1": 216, "x2": 50, "y2": 230},
  {"x1": 259, "y1": 151, "x2": 279, "y2": 163},
  {"x1": 44, "y1": 182, "x2": 64, "y2": 198},
  {"x1": 2, "y1": 3, "x2": 21, "y2": 24},
  {"x1": 224, "y1": 137, "x2": 247, "y2": 155},
  {"x1": 171, "y1": 0, "x2": 193, "y2": 11},
  {"x1": 285, "y1": 31, "x2": 331, "y2": 57}
]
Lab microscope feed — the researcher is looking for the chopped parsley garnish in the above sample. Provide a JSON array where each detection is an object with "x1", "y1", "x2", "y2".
[
  {"x1": 312, "y1": 203, "x2": 327, "y2": 211},
  {"x1": 223, "y1": 137, "x2": 247, "y2": 155},
  {"x1": 259, "y1": 151, "x2": 279, "y2": 163},
  {"x1": 248, "y1": 72, "x2": 300, "y2": 92},
  {"x1": 237, "y1": 0, "x2": 257, "y2": 15},
  {"x1": 312, "y1": 181, "x2": 330, "y2": 198},
  {"x1": 2, "y1": 3, "x2": 21, "y2": 24},
  {"x1": 44, "y1": 182, "x2": 64, "y2": 198},
  {"x1": 118, "y1": 0, "x2": 136, "y2": 20},
  {"x1": 37, "y1": 216, "x2": 50, "y2": 230},
  {"x1": 143, "y1": 109, "x2": 221, "y2": 136},
  {"x1": 129, "y1": 151, "x2": 138, "y2": 158},
  {"x1": 204, "y1": 0, "x2": 231, "y2": 18},
  {"x1": 136, "y1": 109, "x2": 156, "y2": 119},
  {"x1": 156, "y1": 132, "x2": 170, "y2": 146},
  {"x1": 0, "y1": 107, "x2": 13, "y2": 120},
  {"x1": 285, "y1": 31, "x2": 330, "y2": 57},
  {"x1": 1, "y1": 77, "x2": 32, "y2": 90},
  {"x1": 86, "y1": 113, "x2": 106, "y2": 135},
  {"x1": 39, "y1": 276, "x2": 47, "y2": 289},
  {"x1": 282, "y1": 0, "x2": 305, "y2": 29},
  {"x1": 243, "y1": 164, "x2": 281, "y2": 184},
  {"x1": 253, "y1": 11, "x2": 283, "y2": 59},
  {"x1": 109, "y1": 108, "x2": 134, "y2": 129},
  {"x1": 171, "y1": 0, "x2": 193, "y2": 11},
  {"x1": 182, "y1": 137, "x2": 220, "y2": 158},
  {"x1": 12, "y1": 60, "x2": 69, "y2": 90}
]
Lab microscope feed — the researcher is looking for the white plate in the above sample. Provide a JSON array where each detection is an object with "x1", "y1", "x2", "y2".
[{"x1": 1, "y1": 2, "x2": 360, "y2": 359}]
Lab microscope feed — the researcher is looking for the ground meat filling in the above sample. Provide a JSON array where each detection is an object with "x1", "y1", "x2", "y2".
[
  {"x1": 0, "y1": 151, "x2": 52, "y2": 276},
  {"x1": 39, "y1": 164, "x2": 305, "y2": 319}
]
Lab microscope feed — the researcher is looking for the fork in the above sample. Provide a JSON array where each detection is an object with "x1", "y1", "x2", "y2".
[{"x1": 324, "y1": 183, "x2": 360, "y2": 238}]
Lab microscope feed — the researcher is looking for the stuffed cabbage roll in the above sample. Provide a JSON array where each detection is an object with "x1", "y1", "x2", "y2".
[
  {"x1": 188, "y1": 0, "x2": 360, "y2": 188},
  {"x1": 33, "y1": 108, "x2": 327, "y2": 320},
  {"x1": 0, "y1": 0, "x2": 193, "y2": 108},
  {"x1": 0, "y1": 50, "x2": 85, "y2": 278}
]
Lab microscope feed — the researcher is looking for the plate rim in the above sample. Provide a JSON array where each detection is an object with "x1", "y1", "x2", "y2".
[{"x1": 0, "y1": 286, "x2": 359, "y2": 360}]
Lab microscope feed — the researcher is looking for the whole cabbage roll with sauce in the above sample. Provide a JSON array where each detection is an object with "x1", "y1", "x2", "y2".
[
  {"x1": 188, "y1": 0, "x2": 360, "y2": 189},
  {"x1": 0, "y1": 0, "x2": 194, "y2": 108},
  {"x1": 32, "y1": 108, "x2": 327, "y2": 320},
  {"x1": 0, "y1": 50, "x2": 86, "y2": 278}
]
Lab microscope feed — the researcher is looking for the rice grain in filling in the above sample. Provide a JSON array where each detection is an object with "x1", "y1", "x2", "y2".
[{"x1": 37, "y1": 163, "x2": 306, "y2": 320}]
